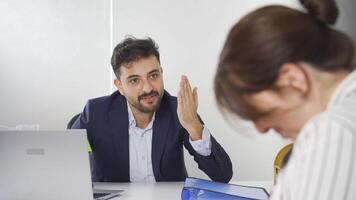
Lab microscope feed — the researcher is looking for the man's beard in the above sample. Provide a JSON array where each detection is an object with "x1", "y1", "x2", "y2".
[{"x1": 129, "y1": 90, "x2": 163, "y2": 113}]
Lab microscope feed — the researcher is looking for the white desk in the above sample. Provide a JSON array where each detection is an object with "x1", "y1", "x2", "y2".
[{"x1": 93, "y1": 181, "x2": 273, "y2": 200}]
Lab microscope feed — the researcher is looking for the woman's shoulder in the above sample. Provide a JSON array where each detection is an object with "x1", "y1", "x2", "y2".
[{"x1": 296, "y1": 108, "x2": 356, "y2": 148}]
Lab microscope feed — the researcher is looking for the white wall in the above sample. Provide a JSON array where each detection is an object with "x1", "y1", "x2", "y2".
[
  {"x1": 0, "y1": 0, "x2": 111, "y2": 129},
  {"x1": 1, "y1": 0, "x2": 355, "y2": 181},
  {"x1": 337, "y1": 0, "x2": 356, "y2": 41}
]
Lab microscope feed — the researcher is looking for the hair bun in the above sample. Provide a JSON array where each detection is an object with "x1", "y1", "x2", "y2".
[{"x1": 300, "y1": 0, "x2": 339, "y2": 25}]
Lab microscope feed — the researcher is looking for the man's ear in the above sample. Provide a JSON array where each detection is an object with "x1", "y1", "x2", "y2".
[
  {"x1": 276, "y1": 63, "x2": 309, "y2": 95},
  {"x1": 114, "y1": 79, "x2": 124, "y2": 95}
]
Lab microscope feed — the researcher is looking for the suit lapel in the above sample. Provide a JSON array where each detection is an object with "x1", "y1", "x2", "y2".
[
  {"x1": 152, "y1": 94, "x2": 171, "y2": 179},
  {"x1": 108, "y1": 95, "x2": 130, "y2": 180}
]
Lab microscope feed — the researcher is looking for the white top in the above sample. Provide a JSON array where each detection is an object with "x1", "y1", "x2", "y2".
[
  {"x1": 127, "y1": 103, "x2": 212, "y2": 182},
  {"x1": 271, "y1": 70, "x2": 356, "y2": 200}
]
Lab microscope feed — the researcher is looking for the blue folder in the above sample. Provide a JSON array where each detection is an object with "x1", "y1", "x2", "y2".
[{"x1": 181, "y1": 177, "x2": 269, "y2": 200}]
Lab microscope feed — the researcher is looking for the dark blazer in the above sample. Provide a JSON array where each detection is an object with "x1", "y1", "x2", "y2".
[{"x1": 72, "y1": 91, "x2": 233, "y2": 183}]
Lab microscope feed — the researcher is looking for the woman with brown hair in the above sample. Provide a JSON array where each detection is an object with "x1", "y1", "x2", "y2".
[{"x1": 215, "y1": 0, "x2": 355, "y2": 199}]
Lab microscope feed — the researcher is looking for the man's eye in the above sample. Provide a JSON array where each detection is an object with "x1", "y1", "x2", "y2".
[
  {"x1": 129, "y1": 79, "x2": 140, "y2": 84},
  {"x1": 150, "y1": 73, "x2": 159, "y2": 79}
]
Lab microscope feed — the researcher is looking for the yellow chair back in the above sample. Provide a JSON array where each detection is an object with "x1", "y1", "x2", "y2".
[{"x1": 274, "y1": 144, "x2": 293, "y2": 182}]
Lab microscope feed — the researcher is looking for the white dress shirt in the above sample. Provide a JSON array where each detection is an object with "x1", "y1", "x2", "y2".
[
  {"x1": 271, "y1": 70, "x2": 356, "y2": 200},
  {"x1": 127, "y1": 103, "x2": 212, "y2": 182}
]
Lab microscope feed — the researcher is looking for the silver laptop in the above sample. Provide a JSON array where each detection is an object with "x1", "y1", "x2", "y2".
[{"x1": 0, "y1": 130, "x2": 93, "y2": 200}]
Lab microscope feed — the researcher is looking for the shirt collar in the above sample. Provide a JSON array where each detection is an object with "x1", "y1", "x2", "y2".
[
  {"x1": 127, "y1": 102, "x2": 156, "y2": 131},
  {"x1": 327, "y1": 70, "x2": 356, "y2": 108}
]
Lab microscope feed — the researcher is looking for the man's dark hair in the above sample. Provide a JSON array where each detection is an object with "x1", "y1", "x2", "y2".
[{"x1": 111, "y1": 36, "x2": 160, "y2": 78}]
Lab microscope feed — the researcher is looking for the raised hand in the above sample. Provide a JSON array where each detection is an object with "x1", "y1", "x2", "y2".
[{"x1": 177, "y1": 75, "x2": 203, "y2": 141}]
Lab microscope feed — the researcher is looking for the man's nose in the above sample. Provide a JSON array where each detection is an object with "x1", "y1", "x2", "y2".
[{"x1": 142, "y1": 79, "x2": 153, "y2": 93}]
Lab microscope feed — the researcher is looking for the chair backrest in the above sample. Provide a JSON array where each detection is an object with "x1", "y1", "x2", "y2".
[
  {"x1": 274, "y1": 143, "x2": 293, "y2": 182},
  {"x1": 67, "y1": 113, "x2": 92, "y2": 152},
  {"x1": 67, "y1": 113, "x2": 81, "y2": 129},
  {"x1": 67, "y1": 113, "x2": 94, "y2": 173}
]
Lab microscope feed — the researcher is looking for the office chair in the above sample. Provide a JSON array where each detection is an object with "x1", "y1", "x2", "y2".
[
  {"x1": 274, "y1": 143, "x2": 293, "y2": 182},
  {"x1": 67, "y1": 113, "x2": 94, "y2": 172},
  {"x1": 67, "y1": 113, "x2": 81, "y2": 129},
  {"x1": 67, "y1": 113, "x2": 93, "y2": 152}
]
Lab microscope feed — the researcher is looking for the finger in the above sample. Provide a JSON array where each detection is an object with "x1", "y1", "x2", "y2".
[
  {"x1": 193, "y1": 87, "x2": 198, "y2": 107},
  {"x1": 184, "y1": 76, "x2": 192, "y2": 97},
  {"x1": 183, "y1": 77, "x2": 194, "y2": 107},
  {"x1": 177, "y1": 80, "x2": 182, "y2": 97},
  {"x1": 180, "y1": 75, "x2": 186, "y2": 98},
  {"x1": 180, "y1": 76, "x2": 191, "y2": 120},
  {"x1": 181, "y1": 75, "x2": 189, "y2": 103},
  {"x1": 177, "y1": 90, "x2": 183, "y2": 111},
  {"x1": 182, "y1": 76, "x2": 193, "y2": 109}
]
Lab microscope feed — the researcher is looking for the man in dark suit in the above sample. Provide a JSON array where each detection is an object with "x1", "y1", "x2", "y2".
[{"x1": 72, "y1": 37, "x2": 233, "y2": 183}]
